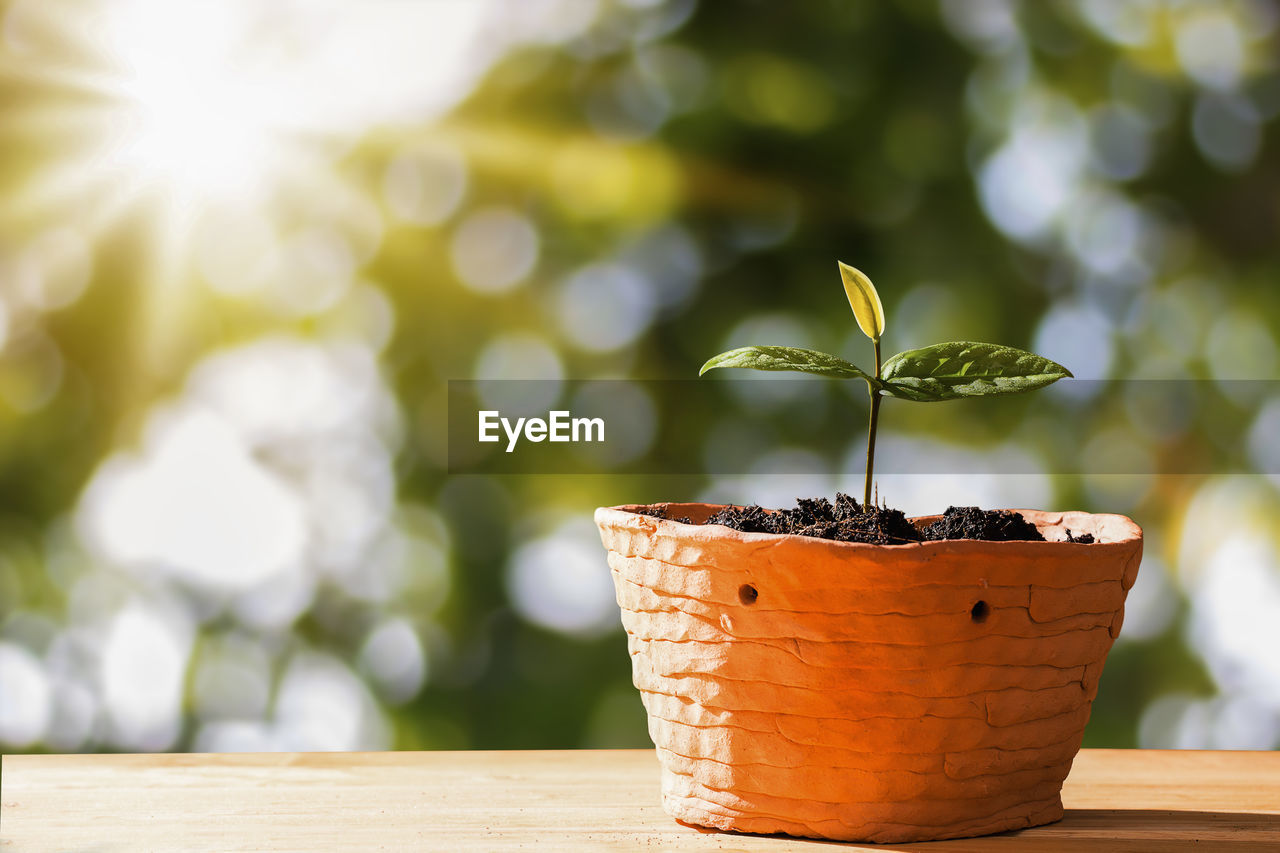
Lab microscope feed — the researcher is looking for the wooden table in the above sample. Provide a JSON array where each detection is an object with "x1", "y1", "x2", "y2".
[{"x1": 2, "y1": 749, "x2": 1278, "y2": 851}]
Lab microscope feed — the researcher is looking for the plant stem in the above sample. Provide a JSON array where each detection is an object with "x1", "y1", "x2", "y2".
[{"x1": 864, "y1": 339, "x2": 882, "y2": 508}]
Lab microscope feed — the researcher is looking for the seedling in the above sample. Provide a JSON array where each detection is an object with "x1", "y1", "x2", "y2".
[{"x1": 700, "y1": 262, "x2": 1071, "y2": 508}]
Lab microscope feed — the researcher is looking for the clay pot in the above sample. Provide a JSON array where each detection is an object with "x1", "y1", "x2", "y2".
[{"x1": 594, "y1": 503, "x2": 1141, "y2": 844}]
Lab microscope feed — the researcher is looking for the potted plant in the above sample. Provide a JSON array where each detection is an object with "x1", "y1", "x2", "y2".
[{"x1": 594, "y1": 263, "x2": 1142, "y2": 843}]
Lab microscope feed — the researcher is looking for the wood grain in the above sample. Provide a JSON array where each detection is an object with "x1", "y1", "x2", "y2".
[{"x1": 2, "y1": 749, "x2": 1279, "y2": 851}]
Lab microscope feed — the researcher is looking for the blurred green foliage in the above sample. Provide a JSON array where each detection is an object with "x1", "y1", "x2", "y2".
[{"x1": 2, "y1": 0, "x2": 1279, "y2": 755}]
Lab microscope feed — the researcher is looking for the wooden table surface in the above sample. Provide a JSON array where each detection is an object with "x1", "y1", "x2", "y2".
[{"x1": 2, "y1": 748, "x2": 1278, "y2": 851}]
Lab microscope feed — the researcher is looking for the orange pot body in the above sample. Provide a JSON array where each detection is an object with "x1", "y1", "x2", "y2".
[{"x1": 594, "y1": 503, "x2": 1142, "y2": 844}]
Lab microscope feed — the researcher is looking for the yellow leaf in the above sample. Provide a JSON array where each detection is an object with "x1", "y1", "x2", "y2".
[{"x1": 838, "y1": 261, "x2": 885, "y2": 341}]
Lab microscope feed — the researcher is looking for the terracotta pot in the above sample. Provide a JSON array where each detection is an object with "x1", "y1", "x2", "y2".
[{"x1": 594, "y1": 503, "x2": 1142, "y2": 844}]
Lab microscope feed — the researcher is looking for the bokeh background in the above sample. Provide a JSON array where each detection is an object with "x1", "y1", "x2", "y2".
[{"x1": 2, "y1": 0, "x2": 1279, "y2": 755}]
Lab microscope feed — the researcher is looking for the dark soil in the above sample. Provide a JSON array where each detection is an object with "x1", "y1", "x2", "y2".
[
  {"x1": 1063, "y1": 528, "x2": 1095, "y2": 544},
  {"x1": 706, "y1": 494, "x2": 920, "y2": 545},
  {"x1": 638, "y1": 495, "x2": 1062, "y2": 545},
  {"x1": 635, "y1": 505, "x2": 692, "y2": 525},
  {"x1": 919, "y1": 505, "x2": 1044, "y2": 543}
]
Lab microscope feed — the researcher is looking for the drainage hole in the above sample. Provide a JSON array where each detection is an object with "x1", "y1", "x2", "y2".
[
  {"x1": 970, "y1": 600, "x2": 989, "y2": 623},
  {"x1": 738, "y1": 584, "x2": 759, "y2": 606}
]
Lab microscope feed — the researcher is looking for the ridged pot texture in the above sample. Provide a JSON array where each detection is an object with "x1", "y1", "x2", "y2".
[{"x1": 594, "y1": 503, "x2": 1142, "y2": 844}]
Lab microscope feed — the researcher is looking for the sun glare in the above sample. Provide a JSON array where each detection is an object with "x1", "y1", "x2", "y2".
[
  {"x1": 99, "y1": 0, "x2": 278, "y2": 204},
  {"x1": 0, "y1": 0, "x2": 500, "y2": 281}
]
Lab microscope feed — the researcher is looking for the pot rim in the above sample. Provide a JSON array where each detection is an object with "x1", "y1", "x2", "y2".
[{"x1": 596, "y1": 503, "x2": 1142, "y2": 551}]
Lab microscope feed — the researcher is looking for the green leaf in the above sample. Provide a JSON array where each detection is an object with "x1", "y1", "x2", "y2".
[
  {"x1": 837, "y1": 261, "x2": 885, "y2": 342},
  {"x1": 700, "y1": 346, "x2": 876, "y2": 382},
  {"x1": 879, "y1": 341, "x2": 1072, "y2": 402}
]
